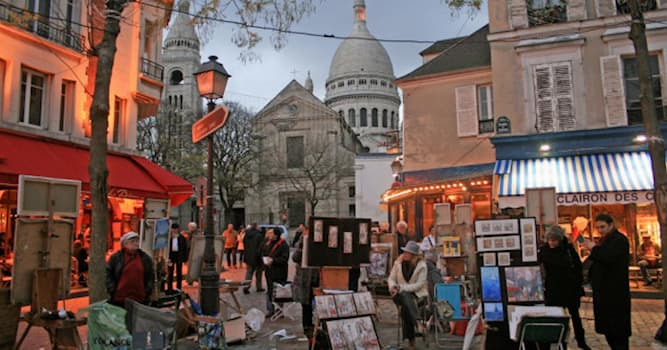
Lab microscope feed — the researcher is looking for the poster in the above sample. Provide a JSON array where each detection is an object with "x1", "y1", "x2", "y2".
[
  {"x1": 153, "y1": 218, "x2": 169, "y2": 249},
  {"x1": 314, "y1": 220, "x2": 324, "y2": 242}
]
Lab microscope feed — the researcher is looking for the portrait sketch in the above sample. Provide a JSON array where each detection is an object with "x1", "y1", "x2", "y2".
[
  {"x1": 343, "y1": 231, "x2": 353, "y2": 254},
  {"x1": 359, "y1": 223, "x2": 369, "y2": 245},
  {"x1": 483, "y1": 253, "x2": 496, "y2": 266},
  {"x1": 315, "y1": 295, "x2": 338, "y2": 319},
  {"x1": 314, "y1": 220, "x2": 324, "y2": 242},
  {"x1": 328, "y1": 226, "x2": 339, "y2": 248},
  {"x1": 353, "y1": 292, "x2": 376, "y2": 315},
  {"x1": 498, "y1": 252, "x2": 510, "y2": 266},
  {"x1": 335, "y1": 293, "x2": 357, "y2": 318},
  {"x1": 326, "y1": 317, "x2": 380, "y2": 350}
]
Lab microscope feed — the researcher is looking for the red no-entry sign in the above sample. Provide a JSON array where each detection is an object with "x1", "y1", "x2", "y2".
[{"x1": 192, "y1": 105, "x2": 229, "y2": 143}]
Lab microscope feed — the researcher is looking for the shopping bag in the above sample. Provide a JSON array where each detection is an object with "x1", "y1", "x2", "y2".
[{"x1": 79, "y1": 301, "x2": 132, "y2": 350}]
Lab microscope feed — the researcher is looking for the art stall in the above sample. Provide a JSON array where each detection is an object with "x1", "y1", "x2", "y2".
[
  {"x1": 306, "y1": 216, "x2": 376, "y2": 350},
  {"x1": 476, "y1": 217, "x2": 567, "y2": 349}
]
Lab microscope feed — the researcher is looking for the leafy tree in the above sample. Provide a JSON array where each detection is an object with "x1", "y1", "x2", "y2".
[{"x1": 86, "y1": 0, "x2": 318, "y2": 302}]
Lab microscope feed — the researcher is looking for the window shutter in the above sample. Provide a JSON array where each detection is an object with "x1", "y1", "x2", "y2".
[
  {"x1": 455, "y1": 85, "x2": 478, "y2": 137},
  {"x1": 533, "y1": 65, "x2": 555, "y2": 133},
  {"x1": 596, "y1": 0, "x2": 617, "y2": 17},
  {"x1": 600, "y1": 55, "x2": 628, "y2": 127},
  {"x1": 553, "y1": 62, "x2": 575, "y2": 131},
  {"x1": 510, "y1": 0, "x2": 528, "y2": 29},
  {"x1": 567, "y1": 0, "x2": 587, "y2": 20}
]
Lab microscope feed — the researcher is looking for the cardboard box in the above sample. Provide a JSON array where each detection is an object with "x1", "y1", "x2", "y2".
[{"x1": 224, "y1": 316, "x2": 246, "y2": 343}]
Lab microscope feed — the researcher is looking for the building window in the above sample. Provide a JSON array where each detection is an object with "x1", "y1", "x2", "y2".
[
  {"x1": 112, "y1": 97, "x2": 125, "y2": 144},
  {"x1": 348, "y1": 109, "x2": 356, "y2": 127},
  {"x1": 623, "y1": 55, "x2": 664, "y2": 125},
  {"x1": 391, "y1": 111, "x2": 395, "y2": 129},
  {"x1": 28, "y1": 0, "x2": 50, "y2": 37},
  {"x1": 533, "y1": 61, "x2": 575, "y2": 133},
  {"x1": 338, "y1": 81, "x2": 344, "y2": 88},
  {"x1": 19, "y1": 68, "x2": 46, "y2": 127},
  {"x1": 59, "y1": 80, "x2": 75, "y2": 132},
  {"x1": 360, "y1": 108, "x2": 368, "y2": 126},
  {"x1": 381, "y1": 81, "x2": 387, "y2": 87},
  {"x1": 170, "y1": 70, "x2": 184, "y2": 85},
  {"x1": 528, "y1": 0, "x2": 567, "y2": 27},
  {"x1": 348, "y1": 185, "x2": 355, "y2": 198},
  {"x1": 477, "y1": 85, "x2": 494, "y2": 134},
  {"x1": 287, "y1": 198, "x2": 306, "y2": 228},
  {"x1": 371, "y1": 108, "x2": 378, "y2": 127},
  {"x1": 348, "y1": 204, "x2": 356, "y2": 217},
  {"x1": 617, "y1": 0, "x2": 657, "y2": 14},
  {"x1": 348, "y1": 80, "x2": 355, "y2": 86},
  {"x1": 286, "y1": 136, "x2": 305, "y2": 168},
  {"x1": 382, "y1": 109, "x2": 388, "y2": 127},
  {"x1": 370, "y1": 79, "x2": 378, "y2": 85},
  {"x1": 359, "y1": 79, "x2": 367, "y2": 85}
]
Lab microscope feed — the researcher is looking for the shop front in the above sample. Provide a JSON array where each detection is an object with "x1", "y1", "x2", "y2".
[
  {"x1": 492, "y1": 126, "x2": 665, "y2": 263},
  {"x1": 0, "y1": 129, "x2": 193, "y2": 258},
  {"x1": 382, "y1": 163, "x2": 495, "y2": 238}
]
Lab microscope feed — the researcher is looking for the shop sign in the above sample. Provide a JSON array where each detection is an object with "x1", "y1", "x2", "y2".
[
  {"x1": 556, "y1": 191, "x2": 654, "y2": 205},
  {"x1": 496, "y1": 116, "x2": 511, "y2": 134}
]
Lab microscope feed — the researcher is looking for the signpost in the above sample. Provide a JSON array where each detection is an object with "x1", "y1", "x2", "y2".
[{"x1": 192, "y1": 105, "x2": 229, "y2": 143}]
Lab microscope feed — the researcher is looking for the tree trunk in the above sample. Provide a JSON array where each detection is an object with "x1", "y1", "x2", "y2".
[
  {"x1": 627, "y1": 0, "x2": 667, "y2": 339},
  {"x1": 88, "y1": 1, "x2": 126, "y2": 303}
]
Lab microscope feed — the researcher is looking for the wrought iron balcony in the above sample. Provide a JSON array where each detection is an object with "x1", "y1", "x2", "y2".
[
  {"x1": 479, "y1": 119, "x2": 495, "y2": 134},
  {"x1": 0, "y1": 1, "x2": 83, "y2": 52},
  {"x1": 528, "y1": 3, "x2": 567, "y2": 27},
  {"x1": 140, "y1": 57, "x2": 164, "y2": 82}
]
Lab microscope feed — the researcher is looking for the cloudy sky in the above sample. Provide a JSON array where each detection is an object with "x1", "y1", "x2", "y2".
[{"x1": 198, "y1": 0, "x2": 489, "y2": 112}]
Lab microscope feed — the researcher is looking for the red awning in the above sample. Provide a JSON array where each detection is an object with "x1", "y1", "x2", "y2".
[{"x1": 0, "y1": 129, "x2": 193, "y2": 206}]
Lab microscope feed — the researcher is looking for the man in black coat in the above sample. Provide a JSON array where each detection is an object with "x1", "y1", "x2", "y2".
[
  {"x1": 167, "y1": 223, "x2": 189, "y2": 291},
  {"x1": 243, "y1": 223, "x2": 266, "y2": 294},
  {"x1": 538, "y1": 226, "x2": 590, "y2": 350},
  {"x1": 261, "y1": 228, "x2": 289, "y2": 316},
  {"x1": 586, "y1": 214, "x2": 631, "y2": 350}
]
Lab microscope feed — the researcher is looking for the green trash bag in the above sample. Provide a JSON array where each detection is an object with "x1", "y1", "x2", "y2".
[{"x1": 78, "y1": 301, "x2": 132, "y2": 350}]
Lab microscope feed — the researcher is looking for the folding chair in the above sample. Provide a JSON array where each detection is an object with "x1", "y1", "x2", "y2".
[
  {"x1": 517, "y1": 315, "x2": 570, "y2": 350},
  {"x1": 271, "y1": 282, "x2": 294, "y2": 321}
]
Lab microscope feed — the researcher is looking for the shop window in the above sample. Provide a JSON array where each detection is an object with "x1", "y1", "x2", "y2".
[
  {"x1": 477, "y1": 85, "x2": 494, "y2": 134},
  {"x1": 112, "y1": 96, "x2": 125, "y2": 144},
  {"x1": 286, "y1": 136, "x2": 304, "y2": 168},
  {"x1": 371, "y1": 108, "x2": 378, "y2": 127},
  {"x1": 360, "y1": 108, "x2": 368, "y2": 127},
  {"x1": 623, "y1": 55, "x2": 665, "y2": 125},
  {"x1": 19, "y1": 68, "x2": 46, "y2": 127},
  {"x1": 59, "y1": 80, "x2": 75, "y2": 132},
  {"x1": 533, "y1": 61, "x2": 575, "y2": 133}
]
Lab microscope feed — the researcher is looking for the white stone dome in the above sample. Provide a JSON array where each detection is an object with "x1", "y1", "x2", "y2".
[
  {"x1": 327, "y1": 1, "x2": 394, "y2": 82},
  {"x1": 165, "y1": 0, "x2": 200, "y2": 50}
]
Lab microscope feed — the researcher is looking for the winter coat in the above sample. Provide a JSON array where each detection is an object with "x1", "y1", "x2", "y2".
[
  {"x1": 243, "y1": 228, "x2": 264, "y2": 266},
  {"x1": 223, "y1": 229, "x2": 238, "y2": 249},
  {"x1": 106, "y1": 249, "x2": 154, "y2": 304},
  {"x1": 292, "y1": 235, "x2": 319, "y2": 304},
  {"x1": 262, "y1": 237, "x2": 290, "y2": 284},
  {"x1": 168, "y1": 233, "x2": 189, "y2": 263},
  {"x1": 538, "y1": 238, "x2": 584, "y2": 307},
  {"x1": 388, "y1": 256, "x2": 428, "y2": 300},
  {"x1": 589, "y1": 229, "x2": 631, "y2": 337}
]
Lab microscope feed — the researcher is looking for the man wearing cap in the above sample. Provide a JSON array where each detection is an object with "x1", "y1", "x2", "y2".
[
  {"x1": 388, "y1": 240, "x2": 428, "y2": 350},
  {"x1": 106, "y1": 231, "x2": 155, "y2": 307},
  {"x1": 167, "y1": 223, "x2": 189, "y2": 290},
  {"x1": 638, "y1": 233, "x2": 661, "y2": 286}
]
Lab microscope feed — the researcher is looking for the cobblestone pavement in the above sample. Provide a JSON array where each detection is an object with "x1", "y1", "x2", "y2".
[{"x1": 13, "y1": 260, "x2": 667, "y2": 349}]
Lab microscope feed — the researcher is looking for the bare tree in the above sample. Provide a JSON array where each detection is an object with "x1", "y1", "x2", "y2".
[
  {"x1": 86, "y1": 0, "x2": 319, "y2": 302},
  {"x1": 211, "y1": 102, "x2": 259, "y2": 226}
]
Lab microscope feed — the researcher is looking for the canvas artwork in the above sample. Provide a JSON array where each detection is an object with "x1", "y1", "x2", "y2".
[
  {"x1": 520, "y1": 218, "x2": 538, "y2": 262},
  {"x1": 483, "y1": 253, "x2": 496, "y2": 266},
  {"x1": 335, "y1": 293, "x2": 357, "y2": 318},
  {"x1": 481, "y1": 266, "x2": 502, "y2": 301},
  {"x1": 343, "y1": 231, "x2": 353, "y2": 254},
  {"x1": 328, "y1": 226, "x2": 339, "y2": 248},
  {"x1": 326, "y1": 316, "x2": 381, "y2": 350},
  {"x1": 484, "y1": 302, "x2": 504, "y2": 322},
  {"x1": 153, "y1": 218, "x2": 169, "y2": 249},
  {"x1": 493, "y1": 238, "x2": 505, "y2": 249},
  {"x1": 315, "y1": 295, "x2": 338, "y2": 319},
  {"x1": 353, "y1": 292, "x2": 376, "y2": 315},
  {"x1": 475, "y1": 219, "x2": 519, "y2": 236},
  {"x1": 505, "y1": 266, "x2": 544, "y2": 302},
  {"x1": 498, "y1": 252, "x2": 511, "y2": 266},
  {"x1": 314, "y1": 220, "x2": 324, "y2": 242},
  {"x1": 359, "y1": 223, "x2": 369, "y2": 245},
  {"x1": 368, "y1": 250, "x2": 389, "y2": 277},
  {"x1": 522, "y1": 234, "x2": 534, "y2": 246}
]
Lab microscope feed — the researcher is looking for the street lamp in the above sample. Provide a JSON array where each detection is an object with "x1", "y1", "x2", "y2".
[
  {"x1": 194, "y1": 55, "x2": 231, "y2": 316},
  {"x1": 390, "y1": 156, "x2": 403, "y2": 182}
]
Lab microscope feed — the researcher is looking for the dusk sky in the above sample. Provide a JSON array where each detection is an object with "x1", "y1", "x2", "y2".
[{"x1": 196, "y1": 0, "x2": 489, "y2": 112}]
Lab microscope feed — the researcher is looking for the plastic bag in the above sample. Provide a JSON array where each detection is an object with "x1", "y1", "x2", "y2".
[
  {"x1": 244, "y1": 308, "x2": 265, "y2": 332},
  {"x1": 79, "y1": 301, "x2": 132, "y2": 350}
]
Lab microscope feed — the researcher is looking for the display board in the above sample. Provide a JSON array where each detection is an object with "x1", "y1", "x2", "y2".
[
  {"x1": 307, "y1": 217, "x2": 371, "y2": 267},
  {"x1": 186, "y1": 235, "x2": 224, "y2": 283}
]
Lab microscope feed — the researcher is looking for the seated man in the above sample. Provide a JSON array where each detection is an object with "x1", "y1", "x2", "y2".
[
  {"x1": 388, "y1": 241, "x2": 428, "y2": 350},
  {"x1": 638, "y1": 234, "x2": 661, "y2": 286}
]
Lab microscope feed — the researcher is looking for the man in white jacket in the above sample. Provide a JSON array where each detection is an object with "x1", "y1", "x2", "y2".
[{"x1": 388, "y1": 240, "x2": 428, "y2": 350}]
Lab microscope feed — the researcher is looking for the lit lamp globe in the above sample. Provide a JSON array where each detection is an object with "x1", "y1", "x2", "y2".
[{"x1": 194, "y1": 55, "x2": 231, "y2": 102}]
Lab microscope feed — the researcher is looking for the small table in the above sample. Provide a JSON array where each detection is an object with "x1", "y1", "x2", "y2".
[
  {"x1": 16, "y1": 314, "x2": 87, "y2": 350},
  {"x1": 219, "y1": 280, "x2": 251, "y2": 315}
]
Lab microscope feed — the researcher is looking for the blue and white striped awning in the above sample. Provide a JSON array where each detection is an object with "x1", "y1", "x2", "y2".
[{"x1": 496, "y1": 152, "x2": 655, "y2": 196}]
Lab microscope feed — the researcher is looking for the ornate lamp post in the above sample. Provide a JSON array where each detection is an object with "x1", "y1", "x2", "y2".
[{"x1": 194, "y1": 55, "x2": 231, "y2": 316}]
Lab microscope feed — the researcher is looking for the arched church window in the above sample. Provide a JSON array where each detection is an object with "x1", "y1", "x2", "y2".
[
  {"x1": 371, "y1": 108, "x2": 378, "y2": 127},
  {"x1": 348, "y1": 109, "x2": 356, "y2": 127},
  {"x1": 370, "y1": 79, "x2": 378, "y2": 85},
  {"x1": 360, "y1": 108, "x2": 368, "y2": 127},
  {"x1": 391, "y1": 111, "x2": 395, "y2": 129},
  {"x1": 347, "y1": 80, "x2": 355, "y2": 86},
  {"x1": 170, "y1": 70, "x2": 184, "y2": 85},
  {"x1": 359, "y1": 79, "x2": 367, "y2": 85},
  {"x1": 382, "y1": 109, "x2": 388, "y2": 127},
  {"x1": 338, "y1": 81, "x2": 344, "y2": 88}
]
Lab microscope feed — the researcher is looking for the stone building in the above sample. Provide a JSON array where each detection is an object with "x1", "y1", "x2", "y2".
[
  {"x1": 245, "y1": 77, "x2": 364, "y2": 227},
  {"x1": 324, "y1": 0, "x2": 400, "y2": 153}
]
